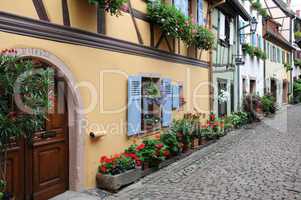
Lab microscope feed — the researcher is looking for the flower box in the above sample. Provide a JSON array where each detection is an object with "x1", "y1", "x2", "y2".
[{"x1": 96, "y1": 168, "x2": 142, "y2": 192}]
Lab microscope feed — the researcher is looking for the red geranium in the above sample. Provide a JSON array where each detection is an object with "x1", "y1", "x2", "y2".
[
  {"x1": 136, "y1": 143, "x2": 145, "y2": 151},
  {"x1": 100, "y1": 166, "x2": 107, "y2": 173},
  {"x1": 163, "y1": 150, "x2": 170, "y2": 158},
  {"x1": 156, "y1": 143, "x2": 164, "y2": 149},
  {"x1": 210, "y1": 114, "x2": 216, "y2": 121}
]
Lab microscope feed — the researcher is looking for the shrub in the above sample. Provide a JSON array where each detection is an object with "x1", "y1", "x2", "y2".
[
  {"x1": 88, "y1": 0, "x2": 128, "y2": 16},
  {"x1": 293, "y1": 79, "x2": 301, "y2": 103},
  {"x1": 228, "y1": 112, "x2": 248, "y2": 128},
  {"x1": 261, "y1": 94, "x2": 276, "y2": 114}
]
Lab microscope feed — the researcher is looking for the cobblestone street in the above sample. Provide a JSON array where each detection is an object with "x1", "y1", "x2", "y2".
[{"x1": 105, "y1": 105, "x2": 301, "y2": 200}]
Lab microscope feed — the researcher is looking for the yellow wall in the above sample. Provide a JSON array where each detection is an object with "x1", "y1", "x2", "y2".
[
  {"x1": 0, "y1": 31, "x2": 210, "y2": 188},
  {"x1": 0, "y1": 0, "x2": 210, "y2": 61}
]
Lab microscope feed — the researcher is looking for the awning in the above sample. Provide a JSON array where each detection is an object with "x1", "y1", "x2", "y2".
[{"x1": 217, "y1": 0, "x2": 252, "y2": 21}]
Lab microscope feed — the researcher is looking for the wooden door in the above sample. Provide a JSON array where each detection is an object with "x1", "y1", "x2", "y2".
[
  {"x1": 6, "y1": 73, "x2": 69, "y2": 200},
  {"x1": 27, "y1": 76, "x2": 69, "y2": 200}
]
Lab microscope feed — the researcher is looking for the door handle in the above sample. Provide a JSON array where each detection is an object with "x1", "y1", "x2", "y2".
[{"x1": 42, "y1": 131, "x2": 57, "y2": 139}]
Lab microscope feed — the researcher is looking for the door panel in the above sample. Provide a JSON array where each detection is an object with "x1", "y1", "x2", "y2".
[
  {"x1": 32, "y1": 140, "x2": 67, "y2": 200},
  {"x1": 6, "y1": 143, "x2": 24, "y2": 200}
]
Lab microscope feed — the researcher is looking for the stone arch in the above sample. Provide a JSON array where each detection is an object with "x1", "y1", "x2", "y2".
[{"x1": 15, "y1": 48, "x2": 85, "y2": 191}]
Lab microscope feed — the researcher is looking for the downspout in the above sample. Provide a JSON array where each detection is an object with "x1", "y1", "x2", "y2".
[
  {"x1": 209, "y1": 5, "x2": 213, "y2": 112},
  {"x1": 236, "y1": 16, "x2": 241, "y2": 111}
]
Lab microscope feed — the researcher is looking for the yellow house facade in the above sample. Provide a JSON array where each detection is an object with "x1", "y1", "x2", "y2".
[{"x1": 0, "y1": 0, "x2": 212, "y2": 199}]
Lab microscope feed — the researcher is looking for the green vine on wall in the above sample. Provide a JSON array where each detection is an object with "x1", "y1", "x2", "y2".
[{"x1": 284, "y1": 63, "x2": 293, "y2": 71}]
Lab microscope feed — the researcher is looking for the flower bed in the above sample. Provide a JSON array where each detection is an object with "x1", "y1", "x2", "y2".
[{"x1": 96, "y1": 108, "x2": 271, "y2": 192}]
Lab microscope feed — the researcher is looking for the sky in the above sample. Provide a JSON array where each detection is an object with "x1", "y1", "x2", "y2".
[{"x1": 291, "y1": 0, "x2": 301, "y2": 11}]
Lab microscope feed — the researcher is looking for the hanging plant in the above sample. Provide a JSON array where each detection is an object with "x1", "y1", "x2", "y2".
[
  {"x1": 193, "y1": 25, "x2": 215, "y2": 50},
  {"x1": 147, "y1": 0, "x2": 215, "y2": 50},
  {"x1": 249, "y1": 0, "x2": 269, "y2": 18},
  {"x1": 0, "y1": 50, "x2": 52, "y2": 196},
  {"x1": 242, "y1": 44, "x2": 266, "y2": 60},
  {"x1": 88, "y1": 0, "x2": 128, "y2": 16}
]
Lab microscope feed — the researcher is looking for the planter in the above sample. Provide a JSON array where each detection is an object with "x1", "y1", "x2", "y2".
[
  {"x1": 96, "y1": 168, "x2": 142, "y2": 192},
  {"x1": 191, "y1": 138, "x2": 199, "y2": 149}
]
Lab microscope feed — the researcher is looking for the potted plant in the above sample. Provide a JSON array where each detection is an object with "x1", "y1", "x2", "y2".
[
  {"x1": 0, "y1": 50, "x2": 52, "y2": 199},
  {"x1": 160, "y1": 130, "x2": 181, "y2": 157},
  {"x1": 96, "y1": 153, "x2": 142, "y2": 191},
  {"x1": 88, "y1": 0, "x2": 128, "y2": 16}
]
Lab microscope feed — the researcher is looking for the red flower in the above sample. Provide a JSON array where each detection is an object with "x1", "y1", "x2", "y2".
[
  {"x1": 100, "y1": 156, "x2": 107, "y2": 163},
  {"x1": 100, "y1": 166, "x2": 107, "y2": 173},
  {"x1": 210, "y1": 114, "x2": 215, "y2": 121},
  {"x1": 136, "y1": 160, "x2": 142, "y2": 167},
  {"x1": 156, "y1": 143, "x2": 163, "y2": 149},
  {"x1": 163, "y1": 150, "x2": 170, "y2": 157},
  {"x1": 136, "y1": 143, "x2": 145, "y2": 151}
]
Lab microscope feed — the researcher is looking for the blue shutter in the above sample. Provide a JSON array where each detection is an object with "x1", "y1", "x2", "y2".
[
  {"x1": 198, "y1": 0, "x2": 203, "y2": 25},
  {"x1": 128, "y1": 76, "x2": 142, "y2": 136},
  {"x1": 162, "y1": 78, "x2": 172, "y2": 127},
  {"x1": 251, "y1": 33, "x2": 256, "y2": 46},
  {"x1": 240, "y1": 21, "x2": 245, "y2": 43},
  {"x1": 172, "y1": 84, "x2": 180, "y2": 110},
  {"x1": 258, "y1": 35, "x2": 262, "y2": 48}
]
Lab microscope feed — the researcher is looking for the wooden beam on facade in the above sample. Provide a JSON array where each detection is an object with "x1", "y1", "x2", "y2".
[
  {"x1": 32, "y1": 0, "x2": 49, "y2": 21},
  {"x1": 127, "y1": 0, "x2": 144, "y2": 45},
  {"x1": 62, "y1": 0, "x2": 70, "y2": 26},
  {"x1": 97, "y1": 6, "x2": 106, "y2": 34},
  {"x1": 263, "y1": 0, "x2": 273, "y2": 17}
]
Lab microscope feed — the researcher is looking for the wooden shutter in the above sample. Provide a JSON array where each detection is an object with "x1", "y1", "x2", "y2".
[
  {"x1": 162, "y1": 78, "x2": 172, "y2": 127},
  {"x1": 219, "y1": 12, "x2": 226, "y2": 40},
  {"x1": 198, "y1": 0, "x2": 203, "y2": 25},
  {"x1": 128, "y1": 76, "x2": 142, "y2": 136},
  {"x1": 172, "y1": 84, "x2": 180, "y2": 110}
]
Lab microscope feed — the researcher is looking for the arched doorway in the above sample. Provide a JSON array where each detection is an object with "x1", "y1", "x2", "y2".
[{"x1": 6, "y1": 48, "x2": 85, "y2": 199}]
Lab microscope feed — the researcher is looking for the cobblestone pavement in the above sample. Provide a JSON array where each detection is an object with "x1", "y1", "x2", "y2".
[{"x1": 106, "y1": 105, "x2": 301, "y2": 200}]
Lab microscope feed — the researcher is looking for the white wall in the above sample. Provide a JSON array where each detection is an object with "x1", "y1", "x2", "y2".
[{"x1": 238, "y1": 0, "x2": 265, "y2": 108}]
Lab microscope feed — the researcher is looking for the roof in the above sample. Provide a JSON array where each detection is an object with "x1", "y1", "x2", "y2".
[
  {"x1": 271, "y1": 0, "x2": 295, "y2": 17},
  {"x1": 217, "y1": 0, "x2": 252, "y2": 21},
  {"x1": 265, "y1": 30, "x2": 295, "y2": 50}
]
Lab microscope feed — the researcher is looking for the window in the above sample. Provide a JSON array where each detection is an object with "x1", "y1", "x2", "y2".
[
  {"x1": 266, "y1": 42, "x2": 270, "y2": 59},
  {"x1": 282, "y1": 50, "x2": 286, "y2": 64},
  {"x1": 174, "y1": 0, "x2": 189, "y2": 16},
  {"x1": 277, "y1": 48, "x2": 281, "y2": 63},
  {"x1": 242, "y1": 78, "x2": 247, "y2": 95},
  {"x1": 250, "y1": 80, "x2": 256, "y2": 94},
  {"x1": 127, "y1": 76, "x2": 181, "y2": 136},
  {"x1": 198, "y1": 0, "x2": 203, "y2": 25},
  {"x1": 219, "y1": 12, "x2": 226, "y2": 41}
]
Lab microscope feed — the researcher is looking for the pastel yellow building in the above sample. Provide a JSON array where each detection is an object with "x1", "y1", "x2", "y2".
[{"x1": 0, "y1": 0, "x2": 212, "y2": 199}]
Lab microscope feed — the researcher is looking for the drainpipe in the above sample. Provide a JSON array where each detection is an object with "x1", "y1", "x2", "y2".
[
  {"x1": 236, "y1": 16, "x2": 241, "y2": 111},
  {"x1": 209, "y1": 6, "x2": 213, "y2": 112}
]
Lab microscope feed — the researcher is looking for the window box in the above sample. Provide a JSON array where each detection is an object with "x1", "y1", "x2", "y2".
[{"x1": 96, "y1": 168, "x2": 142, "y2": 192}]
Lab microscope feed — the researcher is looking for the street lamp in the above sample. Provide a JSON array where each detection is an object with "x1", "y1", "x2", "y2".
[
  {"x1": 250, "y1": 17, "x2": 258, "y2": 33},
  {"x1": 239, "y1": 17, "x2": 258, "y2": 34}
]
